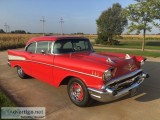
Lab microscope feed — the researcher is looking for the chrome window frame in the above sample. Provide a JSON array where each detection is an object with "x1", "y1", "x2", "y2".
[
  {"x1": 25, "y1": 41, "x2": 54, "y2": 54},
  {"x1": 51, "y1": 41, "x2": 55, "y2": 54},
  {"x1": 25, "y1": 41, "x2": 37, "y2": 54},
  {"x1": 36, "y1": 41, "x2": 52, "y2": 54}
]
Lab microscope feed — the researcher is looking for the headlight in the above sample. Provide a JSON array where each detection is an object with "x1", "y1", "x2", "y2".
[{"x1": 103, "y1": 69, "x2": 112, "y2": 82}]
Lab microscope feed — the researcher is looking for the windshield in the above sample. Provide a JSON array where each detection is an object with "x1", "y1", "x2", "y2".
[{"x1": 53, "y1": 39, "x2": 93, "y2": 54}]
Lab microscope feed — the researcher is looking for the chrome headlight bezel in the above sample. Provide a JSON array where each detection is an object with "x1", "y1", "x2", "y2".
[{"x1": 103, "y1": 68, "x2": 113, "y2": 82}]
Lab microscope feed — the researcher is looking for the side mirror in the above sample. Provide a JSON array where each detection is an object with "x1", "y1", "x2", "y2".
[{"x1": 41, "y1": 50, "x2": 45, "y2": 54}]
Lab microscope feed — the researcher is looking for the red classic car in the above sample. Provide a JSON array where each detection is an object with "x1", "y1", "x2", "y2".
[{"x1": 8, "y1": 36, "x2": 149, "y2": 107}]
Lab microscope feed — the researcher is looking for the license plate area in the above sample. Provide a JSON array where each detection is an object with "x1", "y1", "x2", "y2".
[{"x1": 130, "y1": 87, "x2": 138, "y2": 97}]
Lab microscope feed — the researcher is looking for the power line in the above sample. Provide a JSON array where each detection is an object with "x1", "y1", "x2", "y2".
[
  {"x1": 60, "y1": 17, "x2": 64, "y2": 35},
  {"x1": 40, "y1": 16, "x2": 46, "y2": 36}
]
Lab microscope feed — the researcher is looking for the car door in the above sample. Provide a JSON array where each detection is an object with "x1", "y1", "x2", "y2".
[
  {"x1": 30, "y1": 41, "x2": 55, "y2": 85},
  {"x1": 24, "y1": 42, "x2": 37, "y2": 76}
]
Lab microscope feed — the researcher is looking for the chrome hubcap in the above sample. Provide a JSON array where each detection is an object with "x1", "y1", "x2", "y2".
[
  {"x1": 70, "y1": 82, "x2": 84, "y2": 102},
  {"x1": 18, "y1": 68, "x2": 23, "y2": 76}
]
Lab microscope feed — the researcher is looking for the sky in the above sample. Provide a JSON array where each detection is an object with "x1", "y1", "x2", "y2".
[{"x1": 0, "y1": 0, "x2": 159, "y2": 34}]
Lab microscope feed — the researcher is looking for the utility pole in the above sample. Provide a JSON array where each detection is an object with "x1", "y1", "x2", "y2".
[
  {"x1": 40, "y1": 16, "x2": 46, "y2": 36},
  {"x1": 7, "y1": 25, "x2": 10, "y2": 33},
  {"x1": 60, "y1": 17, "x2": 64, "y2": 35},
  {"x1": 4, "y1": 23, "x2": 8, "y2": 33}
]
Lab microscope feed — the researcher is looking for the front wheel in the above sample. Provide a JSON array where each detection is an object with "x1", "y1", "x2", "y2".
[
  {"x1": 17, "y1": 66, "x2": 28, "y2": 79},
  {"x1": 67, "y1": 78, "x2": 92, "y2": 107}
]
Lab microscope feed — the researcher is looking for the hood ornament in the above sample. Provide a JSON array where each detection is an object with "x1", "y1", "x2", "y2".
[
  {"x1": 124, "y1": 63, "x2": 137, "y2": 71},
  {"x1": 106, "y1": 57, "x2": 115, "y2": 64},
  {"x1": 125, "y1": 54, "x2": 131, "y2": 59}
]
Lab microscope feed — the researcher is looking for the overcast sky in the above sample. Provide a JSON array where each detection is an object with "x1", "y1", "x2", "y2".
[{"x1": 0, "y1": 0, "x2": 159, "y2": 34}]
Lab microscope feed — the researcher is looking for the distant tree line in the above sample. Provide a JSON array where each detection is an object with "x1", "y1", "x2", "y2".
[
  {"x1": 11, "y1": 30, "x2": 26, "y2": 34},
  {"x1": 0, "y1": 29, "x2": 28, "y2": 34},
  {"x1": 71, "y1": 32, "x2": 84, "y2": 35}
]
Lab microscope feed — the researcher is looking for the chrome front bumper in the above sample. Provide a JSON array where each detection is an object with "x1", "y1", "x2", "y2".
[{"x1": 88, "y1": 70, "x2": 149, "y2": 102}]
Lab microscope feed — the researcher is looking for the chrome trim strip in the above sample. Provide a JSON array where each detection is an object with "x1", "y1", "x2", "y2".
[
  {"x1": 51, "y1": 41, "x2": 55, "y2": 54},
  {"x1": 88, "y1": 88, "x2": 104, "y2": 94},
  {"x1": 106, "y1": 69, "x2": 143, "y2": 86},
  {"x1": 90, "y1": 94, "x2": 101, "y2": 98},
  {"x1": 54, "y1": 64, "x2": 102, "y2": 79},
  {"x1": 35, "y1": 42, "x2": 37, "y2": 53},
  {"x1": 19, "y1": 59, "x2": 102, "y2": 79}
]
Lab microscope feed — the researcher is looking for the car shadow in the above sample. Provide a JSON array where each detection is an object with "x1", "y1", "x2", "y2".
[
  {"x1": 134, "y1": 61, "x2": 160, "y2": 102},
  {"x1": 90, "y1": 95, "x2": 130, "y2": 107},
  {"x1": 90, "y1": 61, "x2": 160, "y2": 107}
]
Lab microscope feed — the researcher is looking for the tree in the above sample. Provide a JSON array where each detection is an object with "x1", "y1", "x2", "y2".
[
  {"x1": 124, "y1": 0, "x2": 160, "y2": 51},
  {"x1": 96, "y1": 3, "x2": 128, "y2": 45},
  {"x1": 0, "y1": 29, "x2": 5, "y2": 33}
]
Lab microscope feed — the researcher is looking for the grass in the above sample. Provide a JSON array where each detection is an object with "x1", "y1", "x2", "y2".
[
  {"x1": 95, "y1": 49, "x2": 160, "y2": 58},
  {"x1": 94, "y1": 42, "x2": 160, "y2": 50},
  {"x1": 118, "y1": 40, "x2": 160, "y2": 50},
  {"x1": 0, "y1": 90, "x2": 16, "y2": 107}
]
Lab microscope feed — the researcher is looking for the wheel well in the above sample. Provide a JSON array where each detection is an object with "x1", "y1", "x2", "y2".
[
  {"x1": 59, "y1": 76, "x2": 74, "y2": 86},
  {"x1": 14, "y1": 65, "x2": 19, "y2": 68},
  {"x1": 60, "y1": 76, "x2": 86, "y2": 86}
]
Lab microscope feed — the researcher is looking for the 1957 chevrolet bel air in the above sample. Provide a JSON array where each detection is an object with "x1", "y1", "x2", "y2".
[{"x1": 8, "y1": 36, "x2": 149, "y2": 107}]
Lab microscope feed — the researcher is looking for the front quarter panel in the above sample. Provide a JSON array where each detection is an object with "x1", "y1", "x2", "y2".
[{"x1": 52, "y1": 54, "x2": 107, "y2": 89}]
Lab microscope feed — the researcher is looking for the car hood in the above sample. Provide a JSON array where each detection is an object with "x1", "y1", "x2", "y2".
[{"x1": 71, "y1": 52, "x2": 139, "y2": 77}]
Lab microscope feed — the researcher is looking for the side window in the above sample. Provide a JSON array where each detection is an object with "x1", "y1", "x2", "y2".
[
  {"x1": 53, "y1": 40, "x2": 73, "y2": 54},
  {"x1": 26, "y1": 42, "x2": 36, "y2": 53},
  {"x1": 74, "y1": 41, "x2": 87, "y2": 50},
  {"x1": 53, "y1": 42, "x2": 62, "y2": 54},
  {"x1": 63, "y1": 42, "x2": 72, "y2": 49},
  {"x1": 37, "y1": 42, "x2": 49, "y2": 54}
]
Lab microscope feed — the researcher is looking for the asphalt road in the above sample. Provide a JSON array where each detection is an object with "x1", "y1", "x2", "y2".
[{"x1": 0, "y1": 50, "x2": 160, "y2": 120}]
